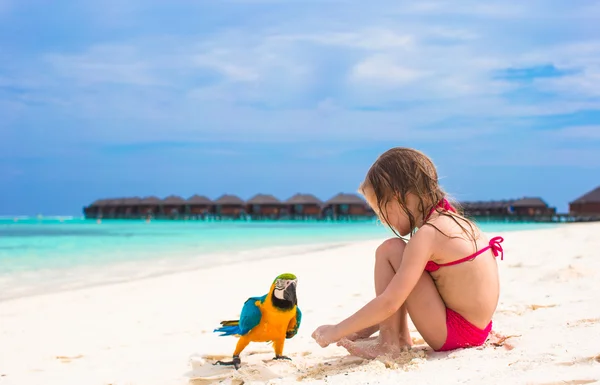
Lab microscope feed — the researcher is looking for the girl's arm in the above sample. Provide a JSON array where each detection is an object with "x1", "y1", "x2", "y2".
[{"x1": 330, "y1": 226, "x2": 436, "y2": 341}]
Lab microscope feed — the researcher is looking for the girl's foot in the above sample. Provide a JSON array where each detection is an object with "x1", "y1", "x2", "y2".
[{"x1": 337, "y1": 335, "x2": 412, "y2": 360}]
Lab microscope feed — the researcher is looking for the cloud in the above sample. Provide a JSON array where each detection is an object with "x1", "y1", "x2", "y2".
[
  {"x1": 1, "y1": 0, "x2": 599, "y2": 162},
  {"x1": 270, "y1": 28, "x2": 415, "y2": 50},
  {"x1": 43, "y1": 45, "x2": 162, "y2": 87},
  {"x1": 349, "y1": 55, "x2": 426, "y2": 86},
  {"x1": 481, "y1": 148, "x2": 600, "y2": 168},
  {"x1": 193, "y1": 51, "x2": 260, "y2": 83},
  {"x1": 535, "y1": 69, "x2": 600, "y2": 98},
  {"x1": 554, "y1": 126, "x2": 600, "y2": 140}
]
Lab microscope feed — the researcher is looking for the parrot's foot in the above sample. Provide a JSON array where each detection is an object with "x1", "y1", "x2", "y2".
[
  {"x1": 214, "y1": 355, "x2": 242, "y2": 370},
  {"x1": 273, "y1": 355, "x2": 292, "y2": 361}
]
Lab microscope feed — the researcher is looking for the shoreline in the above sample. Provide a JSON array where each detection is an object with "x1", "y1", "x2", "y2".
[
  {"x1": 0, "y1": 240, "x2": 360, "y2": 303},
  {"x1": 0, "y1": 223, "x2": 564, "y2": 304}
]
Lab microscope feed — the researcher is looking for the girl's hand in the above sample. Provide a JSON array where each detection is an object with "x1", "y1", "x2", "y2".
[{"x1": 311, "y1": 325, "x2": 340, "y2": 348}]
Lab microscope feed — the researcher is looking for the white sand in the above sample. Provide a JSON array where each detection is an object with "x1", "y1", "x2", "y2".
[{"x1": 1, "y1": 223, "x2": 599, "y2": 385}]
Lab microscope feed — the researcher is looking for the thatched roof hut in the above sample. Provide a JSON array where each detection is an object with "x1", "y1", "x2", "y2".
[
  {"x1": 570, "y1": 186, "x2": 600, "y2": 204},
  {"x1": 284, "y1": 193, "x2": 323, "y2": 217},
  {"x1": 214, "y1": 194, "x2": 245, "y2": 205},
  {"x1": 569, "y1": 186, "x2": 600, "y2": 216},
  {"x1": 89, "y1": 198, "x2": 112, "y2": 207},
  {"x1": 510, "y1": 197, "x2": 554, "y2": 216},
  {"x1": 461, "y1": 197, "x2": 554, "y2": 216},
  {"x1": 84, "y1": 198, "x2": 112, "y2": 218},
  {"x1": 87, "y1": 197, "x2": 140, "y2": 208},
  {"x1": 247, "y1": 194, "x2": 283, "y2": 205},
  {"x1": 187, "y1": 195, "x2": 213, "y2": 205},
  {"x1": 246, "y1": 194, "x2": 284, "y2": 217},
  {"x1": 140, "y1": 196, "x2": 161, "y2": 205},
  {"x1": 285, "y1": 193, "x2": 323, "y2": 205},
  {"x1": 325, "y1": 193, "x2": 366, "y2": 205},
  {"x1": 323, "y1": 193, "x2": 369, "y2": 217},
  {"x1": 162, "y1": 195, "x2": 186, "y2": 205},
  {"x1": 511, "y1": 197, "x2": 548, "y2": 208},
  {"x1": 214, "y1": 194, "x2": 246, "y2": 217},
  {"x1": 117, "y1": 197, "x2": 141, "y2": 206},
  {"x1": 461, "y1": 200, "x2": 512, "y2": 210}
]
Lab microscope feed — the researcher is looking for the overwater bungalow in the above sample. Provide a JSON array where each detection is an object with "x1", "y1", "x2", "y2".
[
  {"x1": 83, "y1": 198, "x2": 109, "y2": 218},
  {"x1": 82, "y1": 192, "x2": 571, "y2": 222},
  {"x1": 510, "y1": 197, "x2": 555, "y2": 216},
  {"x1": 214, "y1": 194, "x2": 246, "y2": 219},
  {"x1": 101, "y1": 198, "x2": 120, "y2": 218},
  {"x1": 161, "y1": 195, "x2": 186, "y2": 218},
  {"x1": 186, "y1": 195, "x2": 213, "y2": 218},
  {"x1": 138, "y1": 196, "x2": 161, "y2": 218},
  {"x1": 116, "y1": 197, "x2": 141, "y2": 218},
  {"x1": 322, "y1": 193, "x2": 371, "y2": 219},
  {"x1": 460, "y1": 197, "x2": 556, "y2": 220},
  {"x1": 285, "y1": 193, "x2": 323, "y2": 219},
  {"x1": 246, "y1": 194, "x2": 284, "y2": 219},
  {"x1": 569, "y1": 186, "x2": 600, "y2": 217},
  {"x1": 460, "y1": 200, "x2": 512, "y2": 217}
]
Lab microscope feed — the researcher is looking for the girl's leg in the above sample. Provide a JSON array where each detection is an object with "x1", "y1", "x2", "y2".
[
  {"x1": 375, "y1": 238, "x2": 412, "y2": 347},
  {"x1": 339, "y1": 238, "x2": 448, "y2": 358},
  {"x1": 345, "y1": 238, "x2": 405, "y2": 342}
]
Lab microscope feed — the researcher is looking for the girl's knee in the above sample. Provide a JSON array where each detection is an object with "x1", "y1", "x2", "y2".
[{"x1": 375, "y1": 238, "x2": 406, "y2": 262}]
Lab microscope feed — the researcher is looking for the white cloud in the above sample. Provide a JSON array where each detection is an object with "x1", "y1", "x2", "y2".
[
  {"x1": 554, "y1": 126, "x2": 600, "y2": 140},
  {"x1": 534, "y1": 68, "x2": 600, "y2": 98},
  {"x1": 43, "y1": 44, "x2": 163, "y2": 87},
  {"x1": 479, "y1": 148, "x2": 600, "y2": 168},
  {"x1": 270, "y1": 29, "x2": 415, "y2": 50},
  {"x1": 193, "y1": 50, "x2": 260, "y2": 82},
  {"x1": 2, "y1": 0, "x2": 600, "y2": 152},
  {"x1": 349, "y1": 55, "x2": 426, "y2": 86}
]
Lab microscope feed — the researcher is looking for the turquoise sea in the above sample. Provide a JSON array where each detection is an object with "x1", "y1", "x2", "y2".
[{"x1": 0, "y1": 217, "x2": 558, "y2": 301}]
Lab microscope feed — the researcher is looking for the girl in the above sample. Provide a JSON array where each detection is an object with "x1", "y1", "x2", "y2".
[{"x1": 311, "y1": 147, "x2": 504, "y2": 357}]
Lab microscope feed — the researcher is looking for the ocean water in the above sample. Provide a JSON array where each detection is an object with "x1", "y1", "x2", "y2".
[{"x1": 0, "y1": 217, "x2": 558, "y2": 301}]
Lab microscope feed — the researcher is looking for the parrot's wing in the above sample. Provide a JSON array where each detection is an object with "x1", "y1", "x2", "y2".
[
  {"x1": 286, "y1": 306, "x2": 302, "y2": 339},
  {"x1": 238, "y1": 295, "x2": 265, "y2": 335}
]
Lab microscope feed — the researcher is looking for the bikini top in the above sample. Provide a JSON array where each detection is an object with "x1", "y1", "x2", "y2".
[{"x1": 423, "y1": 199, "x2": 505, "y2": 272}]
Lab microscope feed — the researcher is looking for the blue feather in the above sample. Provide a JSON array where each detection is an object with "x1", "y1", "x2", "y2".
[
  {"x1": 286, "y1": 306, "x2": 302, "y2": 339},
  {"x1": 214, "y1": 294, "x2": 266, "y2": 337},
  {"x1": 214, "y1": 324, "x2": 240, "y2": 336}
]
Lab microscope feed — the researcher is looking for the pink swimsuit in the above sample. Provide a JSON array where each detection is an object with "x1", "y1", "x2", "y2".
[{"x1": 424, "y1": 199, "x2": 504, "y2": 352}]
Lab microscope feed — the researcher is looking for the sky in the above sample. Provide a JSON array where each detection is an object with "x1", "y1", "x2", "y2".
[{"x1": 1, "y1": 0, "x2": 599, "y2": 216}]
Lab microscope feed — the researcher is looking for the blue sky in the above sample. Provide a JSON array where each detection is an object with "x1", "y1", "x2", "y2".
[{"x1": 1, "y1": 0, "x2": 599, "y2": 215}]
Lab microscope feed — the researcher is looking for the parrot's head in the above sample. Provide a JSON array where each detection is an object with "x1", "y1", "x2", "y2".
[{"x1": 271, "y1": 273, "x2": 298, "y2": 309}]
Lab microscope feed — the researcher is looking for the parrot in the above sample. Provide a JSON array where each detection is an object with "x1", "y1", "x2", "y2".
[{"x1": 213, "y1": 273, "x2": 302, "y2": 370}]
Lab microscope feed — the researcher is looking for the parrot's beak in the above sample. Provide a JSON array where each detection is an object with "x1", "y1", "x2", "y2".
[{"x1": 283, "y1": 281, "x2": 297, "y2": 304}]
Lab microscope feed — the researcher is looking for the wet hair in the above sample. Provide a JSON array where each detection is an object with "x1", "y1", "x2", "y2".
[{"x1": 359, "y1": 147, "x2": 477, "y2": 244}]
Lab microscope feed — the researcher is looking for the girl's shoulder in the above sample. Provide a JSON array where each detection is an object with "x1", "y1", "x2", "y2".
[{"x1": 426, "y1": 213, "x2": 484, "y2": 243}]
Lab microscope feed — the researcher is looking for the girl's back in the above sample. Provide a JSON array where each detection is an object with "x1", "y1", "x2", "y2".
[{"x1": 425, "y1": 214, "x2": 501, "y2": 329}]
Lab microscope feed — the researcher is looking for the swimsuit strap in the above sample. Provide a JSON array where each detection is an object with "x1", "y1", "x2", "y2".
[
  {"x1": 423, "y1": 200, "x2": 504, "y2": 273},
  {"x1": 424, "y1": 198, "x2": 456, "y2": 221},
  {"x1": 436, "y1": 236, "x2": 504, "y2": 268}
]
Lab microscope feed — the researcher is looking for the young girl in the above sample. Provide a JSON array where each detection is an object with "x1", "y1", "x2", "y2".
[{"x1": 311, "y1": 147, "x2": 504, "y2": 357}]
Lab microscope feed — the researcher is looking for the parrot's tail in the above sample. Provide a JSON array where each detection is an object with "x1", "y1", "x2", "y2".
[{"x1": 213, "y1": 320, "x2": 241, "y2": 336}]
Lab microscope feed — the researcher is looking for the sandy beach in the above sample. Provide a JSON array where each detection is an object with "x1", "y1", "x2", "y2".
[{"x1": 1, "y1": 223, "x2": 599, "y2": 385}]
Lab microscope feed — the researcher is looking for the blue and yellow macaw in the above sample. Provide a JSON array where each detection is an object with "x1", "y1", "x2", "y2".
[{"x1": 213, "y1": 273, "x2": 302, "y2": 369}]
